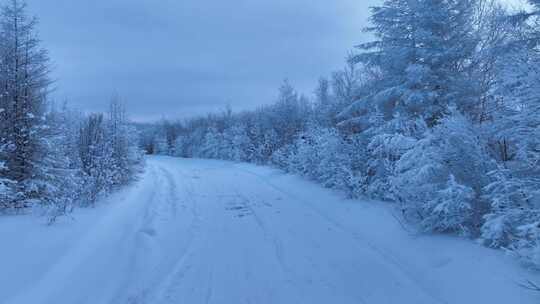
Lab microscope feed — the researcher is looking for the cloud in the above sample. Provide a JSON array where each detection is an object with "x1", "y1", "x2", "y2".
[{"x1": 27, "y1": 0, "x2": 378, "y2": 121}]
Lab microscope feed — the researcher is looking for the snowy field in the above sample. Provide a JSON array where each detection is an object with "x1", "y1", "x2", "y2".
[{"x1": 1, "y1": 156, "x2": 538, "y2": 304}]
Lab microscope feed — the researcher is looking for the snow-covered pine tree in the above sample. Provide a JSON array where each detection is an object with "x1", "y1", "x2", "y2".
[
  {"x1": 33, "y1": 105, "x2": 81, "y2": 222},
  {"x1": 312, "y1": 77, "x2": 335, "y2": 128},
  {"x1": 223, "y1": 124, "x2": 251, "y2": 162},
  {"x1": 312, "y1": 127, "x2": 355, "y2": 192},
  {"x1": 355, "y1": 0, "x2": 479, "y2": 124},
  {"x1": 338, "y1": 0, "x2": 481, "y2": 200},
  {"x1": 257, "y1": 128, "x2": 280, "y2": 165},
  {"x1": 393, "y1": 113, "x2": 492, "y2": 234},
  {"x1": 0, "y1": 0, "x2": 52, "y2": 210},
  {"x1": 200, "y1": 127, "x2": 224, "y2": 159},
  {"x1": 271, "y1": 80, "x2": 310, "y2": 149},
  {"x1": 154, "y1": 135, "x2": 168, "y2": 155},
  {"x1": 481, "y1": 167, "x2": 540, "y2": 245},
  {"x1": 78, "y1": 114, "x2": 114, "y2": 205},
  {"x1": 108, "y1": 96, "x2": 131, "y2": 186},
  {"x1": 0, "y1": 141, "x2": 16, "y2": 210},
  {"x1": 284, "y1": 128, "x2": 320, "y2": 177},
  {"x1": 479, "y1": 1, "x2": 540, "y2": 266}
]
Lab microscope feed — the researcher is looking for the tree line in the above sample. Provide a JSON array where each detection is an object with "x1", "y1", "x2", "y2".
[
  {"x1": 144, "y1": 0, "x2": 540, "y2": 268},
  {"x1": 0, "y1": 0, "x2": 143, "y2": 222}
]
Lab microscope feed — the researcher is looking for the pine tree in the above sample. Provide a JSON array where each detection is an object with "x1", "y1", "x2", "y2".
[
  {"x1": 0, "y1": 0, "x2": 51, "y2": 209},
  {"x1": 200, "y1": 127, "x2": 224, "y2": 159},
  {"x1": 108, "y1": 96, "x2": 130, "y2": 185},
  {"x1": 392, "y1": 112, "x2": 492, "y2": 233},
  {"x1": 0, "y1": 141, "x2": 16, "y2": 209},
  {"x1": 478, "y1": 0, "x2": 540, "y2": 266},
  {"x1": 349, "y1": 0, "x2": 478, "y2": 125},
  {"x1": 336, "y1": 0, "x2": 482, "y2": 202},
  {"x1": 78, "y1": 114, "x2": 114, "y2": 205},
  {"x1": 33, "y1": 107, "x2": 81, "y2": 222},
  {"x1": 272, "y1": 80, "x2": 309, "y2": 148}
]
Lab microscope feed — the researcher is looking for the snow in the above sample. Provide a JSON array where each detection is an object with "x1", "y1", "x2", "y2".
[{"x1": 1, "y1": 156, "x2": 538, "y2": 304}]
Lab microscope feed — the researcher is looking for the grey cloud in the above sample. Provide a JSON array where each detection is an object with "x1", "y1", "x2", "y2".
[{"x1": 27, "y1": 0, "x2": 379, "y2": 121}]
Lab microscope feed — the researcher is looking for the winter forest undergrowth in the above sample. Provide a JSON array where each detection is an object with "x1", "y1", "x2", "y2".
[{"x1": 1, "y1": 0, "x2": 540, "y2": 292}]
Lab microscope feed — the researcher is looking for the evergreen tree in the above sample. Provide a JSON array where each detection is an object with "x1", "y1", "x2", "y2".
[
  {"x1": 0, "y1": 0, "x2": 51, "y2": 209},
  {"x1": 478, "y1": 0, "x2": 540, "y2": 266},
  {"x1": 346, "y1": 0, "x2": 479, "y2": 126},
  {"x1": 108, "y1": 96, "x2": 131, "y2": 185},
  {"x1": 393, "y1": 113, "x2": 492, "y2": 233},
  {"x1": 33, "y1": 107, "x2": 81, "y2": 222},
  {"x1": 78, "y1": 114, "x2": 114, "y2": 205}
]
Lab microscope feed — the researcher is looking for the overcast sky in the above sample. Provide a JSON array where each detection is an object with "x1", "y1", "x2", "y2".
[
  {"x1": 23, "y1": 0, "x2": 377, "y2": 121},
  {"x1": 26, "y1": 0, "x2": 524, "y2": 122}
]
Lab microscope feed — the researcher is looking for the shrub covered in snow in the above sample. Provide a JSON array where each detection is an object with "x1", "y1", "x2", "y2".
[{"x1": 392, "y1": 113, "x2": 492, "y2": 234}]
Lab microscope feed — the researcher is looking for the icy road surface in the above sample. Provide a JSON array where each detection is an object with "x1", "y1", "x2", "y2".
[{"x1": 1, "y1": 156, "x2": 538, "y2": 304}]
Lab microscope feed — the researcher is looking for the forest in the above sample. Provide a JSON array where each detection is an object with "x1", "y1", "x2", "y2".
[
  {"x1": 0, "y1": 0, "x2": 539, "y2": 286},
  {"x1": 141, "y1": 0, "x2": 540, "y2": 269},
  {"x1": 0, "y1": 0, "x2": 143, "y2": 222}
]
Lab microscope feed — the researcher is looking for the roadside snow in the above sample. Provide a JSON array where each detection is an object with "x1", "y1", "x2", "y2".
[{"x1": 0, "y1": 156, "x2": 537, "y2": 304}]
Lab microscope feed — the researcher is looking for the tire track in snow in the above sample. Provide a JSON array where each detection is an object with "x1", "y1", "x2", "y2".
[
  {"x1": 234, "y1": 166, "x2": 448, "y2": 304},
  {"x1": 233, "y1": 191, "x2": 294, "y2": 278},
  {"x1": 113, "y1": 165, "x2": 163, "y2": 304},
  {"x1": 146, "y1": 160, "x2": 219, "y2": 304},
  {"x1": 7, "y1": 163, "x2": 163, "y2": 304},
  {"x1": 230, "y1": 189, "x2": 363, "y2": 304},
  {"x1": 108, "y1": 159, "x2": 207, "y2": 304}
]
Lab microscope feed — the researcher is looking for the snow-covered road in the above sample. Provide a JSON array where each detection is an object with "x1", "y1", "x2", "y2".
[{"x1": 1, "y1": 156, "x2": 539, "y2": 304}]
